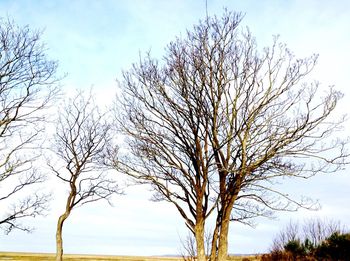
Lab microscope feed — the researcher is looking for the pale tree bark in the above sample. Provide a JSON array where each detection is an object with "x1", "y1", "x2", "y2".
[
  {"x1": 216, "y1": 207, "x2": 233, "y2": 261},
  {"x1": 114, "y1": 11, "x2": 348, "y2": 260},
  {"x1": 49, "y1": 91, "x2": 120, "y2": 261},
  {"x1": 0, "y1": 19, "x2": 59, "y2": 233},
  {"x1": 55, "y1": 207, "x2": 70, "y2": 261},
  {"x1": 55, "y1": 183, "x2": 76, "y2": 261},
  {"x1": 56, "y1": 215, "x2": 66, "y2": 261},
  {"x1": 194, "y1": 220, "x2": 206, "y2": 261}
]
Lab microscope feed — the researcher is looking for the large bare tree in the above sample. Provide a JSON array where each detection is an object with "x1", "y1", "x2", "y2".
[
  {"x1": 49, "y1": 91, "x2": 120, "y2": 261},
  {"x1": 115, "y1": 12, "x2": 348, "y2": 261},
  {"x1": 0, "y1": 19, "x2": 59, "y2": 233}
]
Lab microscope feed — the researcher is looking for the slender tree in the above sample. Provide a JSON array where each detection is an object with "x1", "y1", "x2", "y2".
[
  {"x1": 0, "y1": 19, "x2": 59, "y2": 233},
  {"x1": 115, "y1": 11, "x2": 348, "y2": 261},
  {"x1": 49, "y1": 91, "x2": 120, "y2": 261}
]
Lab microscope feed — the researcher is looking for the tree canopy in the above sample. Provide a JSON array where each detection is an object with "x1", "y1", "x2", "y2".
[
  {"x1": 0, "y1": 19, "x2": 59, "y2": 233},
  {"x1": 115, "y1": 11, "x2": 348, "y2": 261}
]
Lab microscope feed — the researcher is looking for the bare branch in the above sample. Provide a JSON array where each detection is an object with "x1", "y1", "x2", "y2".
[
  {"x1": 0, "y1": 18, "x2": 59, "y2": 233},
  {"x1": 114, "y1": 10, "x2": 349, "y2": 261},
  {"x1": 49, "y1": 90, "x2": 121, "y2": 261}
]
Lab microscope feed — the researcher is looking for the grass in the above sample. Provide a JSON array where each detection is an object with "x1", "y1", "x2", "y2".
[
  {"x1": 0, "y1": 252, "x2": 181, "y2": 261},
  {"x1": 0, "y1": 252, "x2": 261, "y2": 261}
]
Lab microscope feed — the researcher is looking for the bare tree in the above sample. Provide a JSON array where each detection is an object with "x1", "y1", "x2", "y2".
[
  {"x1": 115, "y1": 11, "x2": 348, "y2": 261},
  {"x1": 0, "y1": 19, "x2": 59, "y2": 233},
  {"x1": 271, "y1": 220, "x2": 300, "y2": 252},
  {"x1": 49, "y1": 91, "x2": 120, "y2": 261},
  {"x1": 302, "y1": 218, "x2": 346, "y2": 246},
  {"x1": 181, "y1": 233, "x2": 197, "y2": 261},
  {"x1": 180, "y1": 231, "x2": 212, "y2": 261}
]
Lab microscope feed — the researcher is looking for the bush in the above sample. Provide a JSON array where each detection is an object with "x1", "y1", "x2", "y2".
[
  {"x1": 302, "y1": 238, "x2": 314, "y2": 255},
  {"x1": 268, "y1": 219, "x2": 349, "y2": 260},
  {"x1": 265, "y1": 232, "x2": 350, "y2": 260},
  {"x1": 282, "y1": 238, "x2": 315, "y2": 259},
  {"x1": 261, "y1": 250, "x2": 312, "y2": 261},
  {"x1": 315, "y1": 232, "x2": 350, "y2": 260},
  {"x1": 284, "y1": 239, "x2": 304, "y2": 257}
]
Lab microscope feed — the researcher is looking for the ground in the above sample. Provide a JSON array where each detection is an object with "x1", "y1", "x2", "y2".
[{"x1": 0, "y1": 252, "x2": 261, "y2": 261}]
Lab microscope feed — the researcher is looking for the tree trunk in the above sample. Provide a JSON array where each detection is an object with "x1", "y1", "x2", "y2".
[
  {"x1": 216, "y1": 195, "x2": 237, "y2": 261},
  {"x1": 56, "y1": 182, "x2": 76, "y2": 261},
  {"x1": 56, "y1": 214, "x2": 67, "y2": 261},
  {"x1": 217, "y1": 217, "x2": 230, "y2": 261},
  {"x1": 194, "y1": 222, "x2": 206, "y2": 261},
  {"x1": 56, "y1": 211, "x2": 70, "y2": 261},
  {"x1": 209, "y1": 220, "x2": 219, "y2": 261}
]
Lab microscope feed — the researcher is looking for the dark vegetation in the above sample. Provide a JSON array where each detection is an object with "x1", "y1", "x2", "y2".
[{"x1": 261, "y1": 219, "x2": 350, "y2": 261}]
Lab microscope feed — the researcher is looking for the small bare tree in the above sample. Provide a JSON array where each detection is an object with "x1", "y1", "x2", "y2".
[
  {"x1": 0, "y1": 19, "x2": 59, "y2": 233},
  {"x1": 181, "y1": 233, "x2": 197, "y2": 261},
  {"x1": 115, "y1": 11, "x2": 348, "y2": 261},
  {"x1": 271, "y1": 220, "x2": 300, "y2": 252},
  {"x1": 302, "y1": 218, "x2": 346, "y2": 246},
  {"x1": 49, "y1": 91, "x2": 120, "y2": 261},
  {"x1": 271, "y1": 218, "x2": 347, "y2": 252},
  {"x1": 180, "y1": 231, "x2": 212, "y2": 261}
]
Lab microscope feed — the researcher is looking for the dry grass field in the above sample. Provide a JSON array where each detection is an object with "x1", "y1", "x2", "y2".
[
  {"x1": 0, "y1": 252, "x2": 260, "y2": 261},
  {"x1": 0, "y1": 252, "x2": 178, "y2": 261}
]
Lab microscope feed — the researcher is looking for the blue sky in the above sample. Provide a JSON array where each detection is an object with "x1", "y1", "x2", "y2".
[{"x1": 0, "y1": 0, "x2": 350, "y2": 256}]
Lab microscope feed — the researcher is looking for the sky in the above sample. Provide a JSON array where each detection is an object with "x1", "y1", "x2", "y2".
[{"x1": 0, "y1": 0, "x2": 350, "y2": 256}]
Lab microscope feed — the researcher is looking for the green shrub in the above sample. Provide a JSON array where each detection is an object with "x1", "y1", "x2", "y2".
[
  {"x1": 284, "y1": 239, "x2": 304, "y2": 257},
  {"x1": 282, "y1": 238, "x2": 315, "y2": 259},
  {"x1": 268, "y1": 219, "x2": 349, "y2": 260},
  {"x1": 315, "y1": 232, "x2": 350, "y2": 260},
  {"x1": 302, "y1": 238, "x2": 314, "y2": 255}
]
